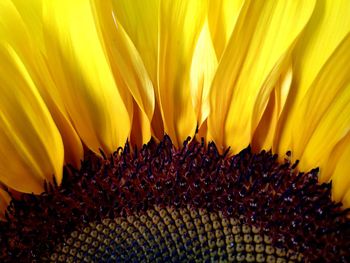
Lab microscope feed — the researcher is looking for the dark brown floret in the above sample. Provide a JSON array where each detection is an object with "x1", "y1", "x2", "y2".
[{"x1": 0, "y1": 136, "x2": 349, "y2": 262}]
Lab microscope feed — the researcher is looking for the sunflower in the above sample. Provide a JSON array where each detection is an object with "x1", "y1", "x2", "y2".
[{"x1": 0, "y1": 0, "x2": 350, "y2": 262}]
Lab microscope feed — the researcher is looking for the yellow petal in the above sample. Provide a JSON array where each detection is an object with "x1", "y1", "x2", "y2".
[
  {"x1": 190, "y1": 20, "x2": 218, "y2": 127},
  {"x1": 32, "y1": 63, "x2": 84, "y2": 168},
  {"x1": 150, "y1": 102, "x2": 165, "y2": 141},
  {"x1": 158, "y1": 0, "x2": 207, "y2": 147},
  {"x1": 24, "y1": 65, "x2": 84, "y2": 167},
  {"x1": 299, "y1": 82, "x2": 350, "y2": 181},
  {"x1": 0, "y1": 0, "x2": 83, "y2": 167},
  {"x1": 45, "y1": 104, "x2": 84, "y2": 168},
  {"x1": 342, "y1": 189, "x2": 350, "y2": 209},
  {"x1": 0, "y1": 44, "x2": 64, "y2": 193},
  {"x1": 326, "y1": 133, "x2": 350, "y2": 203},
  {"x1": 196, "y1": 120, "x2": 208, "y2": 143},
  {"x1": 208, "y1": 0, "x2": 315, "y2": 153},
  {"x1": 111, "y1": 0, "x2": 164, "y2": 140},
  {"x1": 92, "y1": 0, "x2": 155, "y2": 145},
  {"x1": 10, "y1": 0, "x2": 45, "y2": 52},
  {"x1": 43, "y1": 0, "x2": 131, "y2": 155},
  {"x1": 130, "y1": 101, "x2": 153, "y2": 148},
  {"x1": 288, "y1": 34, "x2": 350, "y2": 169},
  {"x1": 207, "y1": 0, "x2": 245, "y2": 59},
  {"x1": 276, "y1": 0, "x2": 350, "y2": 156},
  {"x1": 112, "y1": 0, "x2": 159, "y2": 86},
  {"x1": 252, "y1": 66, "x2": 293, "y2": 151}
]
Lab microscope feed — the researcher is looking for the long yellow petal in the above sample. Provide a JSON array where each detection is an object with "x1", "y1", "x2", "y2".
[
  {"x1": 43, "y1": 0, "x2": 131, "y2": 155},
  {"x1": 42, "y1": 100, "x2": 83, "y2": 168},
  {"x1": 112, "y1": 0, "x2": 159, "y2": 86},
  {"x1": 325, "y1": 133, "x2": 350, "y2": 203},
  {"x1": 92, "y1": 0, "x2": 155, "y2": 146},
  {"x1": 276, "y1": 0, "x2": 350, "y2": 156},
  {"x1": 0, "y1": 44, "x2": 64, "y2": 193},
  {"x1": 208, "y1": 0, "x2": 315, "y2": 153},
  {"x1": 190, "y1": 20, "x2": 218, "y2": 127},
  {"x1": 342, "y1": 189, "x2": 350, "y2": 209},
  {"x1": 300, "y1": 92, "x2": 350, "y2": 207},
  {"x1": 10, "y1": 0, "x2": 45, "y2": 52},
  {"x1": 130, "y1": 101, "x2": 152, "y2": 148},
  {"x1": 158, "y1": 0, "x2": 207, "y2": 147},
  {"x1": 1, "y1": 0, "x2": 83, "y2": 167},
  {"x1": 207, "y1": 0, "x2": 245, "y2": 59},
  {"x1": 252, "y1": 66, "x2": 293, "y2": 151},
  {"x1": 299, "y1": 82, "x2": 350, "y2": 181},
  {"x1": 111, "y1": 0, "x2": 164, "y2": 140},
  {"x1": 288, "y1": 34, "x2": 350, "y2": 171}
]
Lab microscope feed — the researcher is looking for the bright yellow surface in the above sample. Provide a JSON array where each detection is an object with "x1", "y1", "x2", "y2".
[
  {"x1": 43, "y1": 0, "x2": 132, "y2": 155},
  {"x1": 207, "y1": 0, "x2": 315, "y2": 152},
  {"x1": 0, "y1": 0, "x2": 64, "y2": 193}
]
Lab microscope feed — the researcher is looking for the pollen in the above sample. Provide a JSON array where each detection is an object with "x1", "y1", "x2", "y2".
[{"x1": 0, "y1": 136, "x2": 349, "y2": 262}]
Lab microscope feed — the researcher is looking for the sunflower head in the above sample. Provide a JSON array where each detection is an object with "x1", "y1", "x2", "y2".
[
  {"x1": 0, "y1": 0, "x2": 350, "y2": 262},
  {"x1": 1, "y1": 137, "x2": 350, "y2": 262}
]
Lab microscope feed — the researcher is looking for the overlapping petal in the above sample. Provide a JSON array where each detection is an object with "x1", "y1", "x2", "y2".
[
  {"x1": 207, "y1": 0, "x2": 244, "y2": 59},
  {"x1": 252, "y1": 66, "x2": 293, "y2": 151},
  {"x1": 0, "y1": 44, "x2": 64, "y2": 193},
  {"x1": 0, "y1": 0, "x2": 67, "y2": 194},
  {"x1": 42, "y1": 0, "x2": 131, "y2": 155},
  {"x1": 1, "y1": 0, "x2": 83, "y2": 167},
  {"x1": 158, "y1": 0, "x2": 208, "y2": 147},
  {"x1": 112, "y1": 0, "x2": 164, "y2": 140},
  {"x1": 327, "y1": 133, "x2": 350, "y2": 205},
  {"x1": 190, "y1": 20, "x2": 218, "y2": 128},
  {"x1": 277, "y1": 0, "x2": 350, "y2": 158},
  {"x1": 290, "y1": 35, "x2": 350, "y2": 176},
  {"x1": 92, "y1": 0, "x2": 155, "y2": 147},
  {"x1": 208, "y1": 0, "x2": 315, "y2": 153}
]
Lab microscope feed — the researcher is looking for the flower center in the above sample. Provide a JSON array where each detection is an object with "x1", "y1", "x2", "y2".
[
  {"x1": 49, "y1": 205, "x2": 303, "y2": 263},
  {"x1": 1, "y1": 136, "x2": 349, "y2": 262}
]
